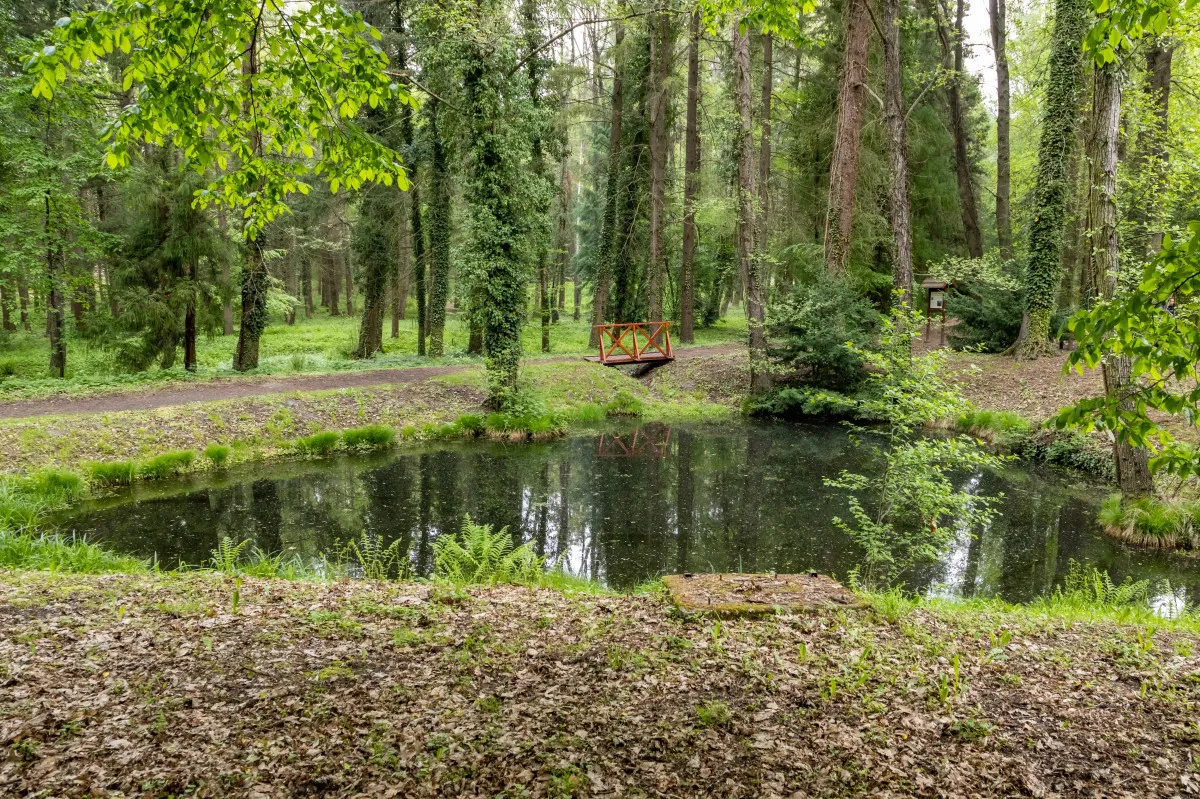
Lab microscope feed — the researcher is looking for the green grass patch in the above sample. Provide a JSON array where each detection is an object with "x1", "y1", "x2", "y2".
[
  {"x1": 342, "y1": 424, "x2": 396, "y2": 450},
  {"x1": 138, "y1": 450, "x2": 196, "y2": 480},
  {"x1": 955, "y1": 409, "x2": 1032, "y2": 447},
  {"x1": 202, "y1": 444, "x2": 231, "y2": 468},
  {"x1": 0, "y1": 529, "x2": 147, "y2": 573},
  {"x1": 603, "y1": 389, "x2": 645, "y2": 417},
  {"x1": 88, "y1": 460, "x2": 136, "y2": 486},
  {"x1": 1098, "y1": 494, "x2": 1199, "y2": 550},
  {"x1": 294, "y1": 430, "x2": 341, "y2": 455}
]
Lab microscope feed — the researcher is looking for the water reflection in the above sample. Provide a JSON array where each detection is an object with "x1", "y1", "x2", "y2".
[{"x1": 57, "y1": 422, "x2": 1200, "y2": 603}]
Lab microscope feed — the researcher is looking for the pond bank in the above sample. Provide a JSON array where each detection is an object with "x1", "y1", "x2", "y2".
[{"x1": 1, "y1": 571, "x2": 1196, "y2": 797}]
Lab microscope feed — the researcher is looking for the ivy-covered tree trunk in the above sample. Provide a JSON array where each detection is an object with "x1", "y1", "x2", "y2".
[
  {"x1": 1130, "y1": 41, "x2": 1172, "y2": 261},
  {"x1": 882, "y1": 0, "x2": 913, "y2": 302},
  {"x1": 233, "y1": 35, "x2": 267, "y2": 372},
  {"x1": 590, "y1": 23, "x2": 624, "y2": 349},
  {"x1": 1014, "y1": 0, "x2": 1086, "y2": 359},
  {"x1": 823, "y1": 0, "x2": 871, "y2": 276},
  {"x1": 757, "y1": 33, "x2": 772, "y2": 286},
  {"x1": 352, "y1": 178, "x2": 394, "y2": 358},
  {"x1": 427, "y1": 102, "x2": 451, "y2": 357},
  {"x1": 412, "y1": 183, "x2": 427, "y2": 352},
  {"x1": 1086, "y1": 64, "x2": 1155, "y2": 500},
  {"x1": 522, "y1": 0, "x2": 552, "y2": 354},
  {"x1": 988, "y1": 0, "x2": 1013, "y2": 260},
  {"x1": 733, "y1": 23, "x2": 769, "y2": 394},
  {"x1": 679, "y1": 9, "x2": 700, "y2": 344}
]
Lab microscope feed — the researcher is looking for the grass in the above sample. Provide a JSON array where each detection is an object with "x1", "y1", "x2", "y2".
[
  {"x1": 137, "y1": 450, "x2": 196, "y2": 480},
  {"x1": 954, "y1": 409, "x2": 1032, "y2": 448},
  {"x1": 0, "y1": 528, "x2": 148, "y2": 573},
  {"x1": 342, "y1": 424, "x2": 397, "y2": 449},
  {"x1": 202, "y1": 443, "x2": 231, "y2": 467},
  {"x1": 1098, "y1": 494, "x2": 1199, "y2": 550},
  {"x1": 88, "y1": 460, "x2": 136, "y2": 486},
  {"x1": 294, "y1": 430, "x2": 341, "y2": 455}
]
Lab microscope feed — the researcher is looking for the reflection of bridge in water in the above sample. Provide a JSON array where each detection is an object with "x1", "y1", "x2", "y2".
[{"x1": 595, "y1": 425, "x2": 673, "y2": 458}]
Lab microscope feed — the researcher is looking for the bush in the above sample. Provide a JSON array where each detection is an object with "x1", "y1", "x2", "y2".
[
  {"x1": 202, "y1": 444, "x2": 231, "y2": 468},
  {"x1": 342, "y1": 424, "x2": 396, "y2": 449},
  {"x1": 138, "y1": 450, "x2": 196, "y2": 480},
  {"x1": 0, "y1": 360, "x2": 16, "y2": 378},
  {"x1": 294, "y1": 430, "x2": 341, "y2": 455},
  {"x1": 603, "y1": 389, "x2": 645, "y2": 417},
  {"x1": 748, "y1": 386, "x2": 865, "y2": 420},
  {"x1": 433, "y1": 516, "x2": 544, "y2": 585},
  {"x1": 765, "y1": 275, "x2": 877, "y2": 391},
  {"x1": 88, "y1": 461, "x2": 136, "y2": 486},
  {"x1": 946, "y1": 284, "x2": 1024, "y2": 353}
]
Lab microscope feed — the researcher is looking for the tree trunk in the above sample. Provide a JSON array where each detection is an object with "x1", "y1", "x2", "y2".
[
  {"x1": 733, "y1": 24, "x2": 769, "y2": 394},
  {"x1": 989, "y1": 0, "x2": 1013, "y2": 260},
  {"x1": 1137, "y1": 41, "x2": 1172, "y2": 259},
  {"x1": 590, "y1": 23, "x2": 624, "y2": 349},
  {"x1": 823, "y1": 0, "x2": 871, "y2": 276},
  {"x1": 45, "y1": 195, "x2": 65, "y2": 378},
  {"x1": 17, "y1": 279, "x2": 31, "y2": 332},
  {"x1": 936, "y1": 0, "x2": 984, "y2": 258},
  {"x1": 679, "y1": 9, "x2": 700, "y2": 344},
  {"x1": 217, "y1": 208, "x2": 234, "y2": 334},
  {"x1": 882, "y1": 0, "x2": 914, "y2": 302},
  {"x1": 427, "y1": 103, "x2": 451, "y2": 356},
  {"x1": 647, "y1": 9, "x2": 674, "y2": 321},
  {"x1": 1086, "y1": 64, "x2": 1154, "y2": 499},
  {"x1": 757, "y1": 34, "x2": 772, "y2": 272},
  {"x1": 233, "y1": 34, "x2": 267, "y2": 371},
  {"x1": 184, "y1": 303, "x2": 197, "y2": 371},
  {"x1": 1014, "y1": 0, "x2": 1087, "y2": 358},
  {"x1": 394, "y1": 188, "x2": 411, "y2": 335},
  {"x1": 344, "y1": 248, "x2": 353, "y2": 316}
]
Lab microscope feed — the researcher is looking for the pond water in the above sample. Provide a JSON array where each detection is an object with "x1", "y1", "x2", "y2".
[{"x1": 56, "y1": 422, "x2": 1200, "y2": 606}]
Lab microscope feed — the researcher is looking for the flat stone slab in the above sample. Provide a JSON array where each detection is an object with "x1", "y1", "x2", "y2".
[{"x1": 662, "y1": 573, "x2": 865, "y2": 616}]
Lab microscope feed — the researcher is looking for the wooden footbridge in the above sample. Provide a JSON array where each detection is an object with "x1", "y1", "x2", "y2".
[{"x1": 585, "y1": 322, "x2": 674, "y2": 366}]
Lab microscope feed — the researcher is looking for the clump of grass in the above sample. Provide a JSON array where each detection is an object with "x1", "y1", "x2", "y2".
[
  {"x1": 454, "y1": 413, "x2": 486, "y2": 436},
  {"x1": 342, "y1": 424, "x2": 396, "y2": 450},
  {"x1": 294, "y1": 430, "x2": 341, "y2": 455},
  {"x1": 202, "y1": 444, "x2": 231, "y2": 468},
  {"x1": 432, "y1": 515, "x2": 543, "y2": 585},
  {"x1": 603, "y1": 389, "x2": 645, "y2": 417},
  {"x1": 0, "y1": 529, "x2": 147, "y2": 573},
  {"x1": 0, "y1": 360, "x2": 17, "y2": 378},
  {"x1": 1098, "y1": 494, "x2": 1198, "y2": 550},
  {"x1": 0, "y1": 484, "x2": 46, "y2": 532},
  {"x1": 955, "y1": 409, "x2": 1031, "y2": 448},
  {"x1": 88, "y1": 461, "x2": 136, "y2": 486},
  {"x1": 483, "y1": 412, "x2": 566, "y2": 442},
  {"x1": 138, "y1": 450, "x2": 196, "y2": 480},
  {"x1": 695, "y1": 700, "x2": 732, "y2": 727},
  {"x1": 27, "y1": 468, "x2": 85, "y2": 503},
  {"x1": 289, "y1": 353, "x2": 312, "y2": 372},
  {"x1": 569, "y1": 403, "x2": 607, "y2": 423}
]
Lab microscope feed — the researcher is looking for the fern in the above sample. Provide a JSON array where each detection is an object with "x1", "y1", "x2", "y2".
[
  {"x1": 1060, "y1": 560, "x2": 1151, "y2": 607},
  {"x1": 210, "y1": 536, "x2": 252, "y2": 573},
  {"x1": 342, "y1": 532, "x2": 403, "y2": 581},
  {"x1": 432, "y1": 515, "x2": 544, "y2": 586}
]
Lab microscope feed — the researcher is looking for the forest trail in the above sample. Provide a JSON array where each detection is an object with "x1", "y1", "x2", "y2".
[{"x1": 0, "y1": 344, "x2": 741, "y2": 419}]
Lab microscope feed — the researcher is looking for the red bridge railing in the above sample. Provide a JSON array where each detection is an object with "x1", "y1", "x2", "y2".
[{"x1": 591, "y1": 322, "x2": 674, "y2": 365}]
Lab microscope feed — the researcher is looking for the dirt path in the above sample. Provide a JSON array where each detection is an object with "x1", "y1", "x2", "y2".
[{"x1": 0, "y1": 345, "x2": 741, "y2": 419}]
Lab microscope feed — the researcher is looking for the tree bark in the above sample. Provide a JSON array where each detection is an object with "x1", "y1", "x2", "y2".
[
  {"x1": 733, "y1": 23, "x2": 769, "y2": 393},
  {"x1": 1086, "y1": 64, "x2": 1154, "y2": 500},
  {"x1": 1014, "y1": 0, "x2": 1087, "y2": 358},
  {"x1": 590, "y1": 23, "x2": 624, "y2": 348},
  {"x1": 44, "y1": 195, "x2": 66, "y2": 378},
  {"x1": 936, "y1": 0, "x2": 984, "y2": 258},
  {"x1": 679, "y1": 9, "x2": 701, "y2": 344},
  {"x1": 988, "y1": 0, "x2": 1013, "y2": 260},
  {"x1": 823, "y1": 0, "x2": 871, "y2": 276},
  {"x1": 1137, "y1": 41, "x2": 1172, "y2": 259},
  {"x1": 233, "y1": 33, "x2": 267, "y2": 371},
  {"x1": 427, "y1": 102, "x2": 451, "y2": 356},
  {"x1": 647, "y1": 8, "x2": 674, "y2": 321},
  {"x1": 882, "y1": 0, "x2": 914, "y2": 302},
  {"x1": 757, "y1": 34, "x2": 772, "y2": 273}
]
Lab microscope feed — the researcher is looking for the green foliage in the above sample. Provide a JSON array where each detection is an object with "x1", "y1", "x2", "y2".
[
  {"x1": 88, "y1": 461, "x2": 136, "y2": 486},
  {"x1": 569, "y1": 403, "x2": 607, "y2": 423},
  {"x1": 955, "y1": 410, "x2": 1032, "y2": 448},
  {"x1": 1019, "y1": 429, "x2": 1114, "y2": 480},
  {"x1": 947, "y1": 283, "x2": 1025, "y2": 354},
  {"x1": 342, "y1": 424, "x2": 396, "y2": 450},
  {"x1": 454, "y1": 413, "x2": 486, "y2": 436},
  {"x1": 432, "y1": 515, "x2": 543, "y2": 585},
  {"x1": 603, "y1": 389, "x2": 645, "y2": 417},
  {"x1": 1057, "y1": 560, "x2": 1152, "y2": 608},
  {"x1": 0, "y1": 529, "x2": 147, "y2": 573},
  {"x1": 748, "y1": 386, "x2": 867, "y2": 420},
  {"x1": 138, "y1": 450, "x2": 195, "y2": 480},
  {"x1": 28, "y1": 468, "x2": 84, "y2": 503},
  {"x1": 1098, "y1": 494, "x2": 1199, "y2": 549},
  {"x1": 210, "y1": 536, "x2": 252, "y2": 573},
  {"x1": 694, "y1": 699, "x2": 732, "y2": 727},
  {"x1": 825, "y1": 305, "x2": 1005, "y2": 586},
  {"x1": 342, "y1": 532, "x2": 404, "y2": 580},
  {"x1": 202, "y1": 444, "x2": 231, "y2": 468},
  {"x1": 294, "y1": 431, "x2": 341, "y2": 455},
  {"x1": 766, "y1": 275, "x2": 877, "y2": 391}
]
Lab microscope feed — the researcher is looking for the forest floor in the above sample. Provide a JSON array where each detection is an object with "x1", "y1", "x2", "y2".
[{"x1": 1, "y1": 571, "x2": 1198, "y2": 798}]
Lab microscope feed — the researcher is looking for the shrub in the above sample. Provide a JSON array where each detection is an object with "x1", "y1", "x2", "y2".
[
  {"x1": 433, "y1": 516, "x2": 543, "y2": 585},
  {"x1": 88, "y1": 461, "x2": 136, "y2": 486},
  {"x1": 138, "y1": 450, "x2": 196, "y2": 480},
  {"x1": 295, "y1": 430, "x2": 341, "y2": 455},
  {"x1": 342, "y1": 424, "x2": 396, "y2": 449},
  {"x1": 748, "y1": 386, "x2": 865, "y2": 420},
  {"x1": 202, "y1": 444, "x2": 231, "y2": 468},
  {"x1": 765, "y1": 274, "x2": 877, "y2": 391},
  {"x1": 946, "y1": 284, "x2": 1024, "y2": 352},
  {"x1": 1056, "y1": 560, "x2": 1152, "y2": 607},
  {"x1": 1019, "y1": 429, "x2": 1114, "y2": 480},
  {"x1": 603, "y1": 389, "x2": 645, "y2": 417}
]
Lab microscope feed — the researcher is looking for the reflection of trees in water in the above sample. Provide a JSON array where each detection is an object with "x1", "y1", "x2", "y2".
[{"x1": 65, "y1": 424, "x2": 1200, "y2": 602}]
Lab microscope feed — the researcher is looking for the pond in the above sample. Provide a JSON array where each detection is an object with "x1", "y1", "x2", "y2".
[{"x1": 56, "y1": 421, "x2": 1200, "y2": 606}]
